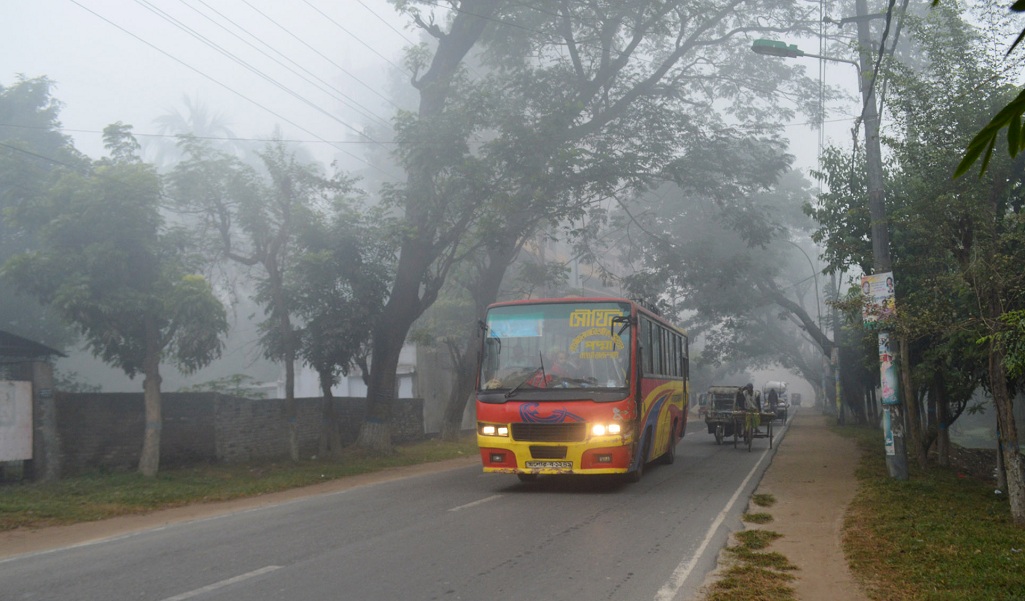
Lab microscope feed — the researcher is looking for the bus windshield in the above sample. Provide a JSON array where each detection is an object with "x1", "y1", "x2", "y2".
[{"x1": 479, "y1": 301, "x2": 631, "y2": 391}]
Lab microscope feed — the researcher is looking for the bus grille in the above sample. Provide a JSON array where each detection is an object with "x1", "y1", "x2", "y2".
[
  {"x1": 530, "y1": 446, "x2": 568, "y2": 459},
  {"x1": 512, "y1": 423, "x2": 587, "y2": 442}
]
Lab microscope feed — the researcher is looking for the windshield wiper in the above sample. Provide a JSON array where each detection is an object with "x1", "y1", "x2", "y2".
[
  {"x1": 504, "y1": 367, "x2": 541, "y2": 399},
  {"x1": 505, "y1": 352, "x2": 547, "y2": 399}
]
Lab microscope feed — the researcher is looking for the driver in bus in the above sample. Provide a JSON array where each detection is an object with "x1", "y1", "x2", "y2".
[{"x1": 551, "y1": 351, "x2": 578, "y2": 377}]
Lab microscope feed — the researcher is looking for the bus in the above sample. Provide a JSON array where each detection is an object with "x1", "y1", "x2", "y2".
[{"x1": 475, "y1": 297, "x2": 689, "y2": 482}]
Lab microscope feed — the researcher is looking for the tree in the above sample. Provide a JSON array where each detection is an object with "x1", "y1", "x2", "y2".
[
  {"x1": 811, "y1": 4, "x2": 1025, "y2": 524},
  {"x1": 2, "y1": 124, "x2": 227, "y2": 477},
  {"x1": 290, "y1": 197, "x2": 393, "y2": 457},
  {"x1": 950, "y1": 0, "x2": 1025, "y2": 176},
  {"x1": 360, "y1": 0, "x2": 825, "y2": 451},
  {"x1": 616, "y1": 148, "x2": 828, "y2": 366},
  {"x1": 0, "y1": 76, "x2": 85, "y2": 345},
  {"x1": 169, "y1": 137, "x2": 355, "y2": 461}
]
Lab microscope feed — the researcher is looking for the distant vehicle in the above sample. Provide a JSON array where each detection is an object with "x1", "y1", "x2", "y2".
[
  {"x1": 704, "y1": 385, "x2": 743, "y2": 445},
  {"x1": 762, "y1": 381, "x2": 789, "y2": 421},
  {"x1": 476, "y1": 296, "x2": 689, "y2": 483},
  {"x1": 790, "y1": 392, "x2": 802, "y2": 407}
]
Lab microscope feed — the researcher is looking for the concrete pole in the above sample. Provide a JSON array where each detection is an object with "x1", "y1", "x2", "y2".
[{"x1": 853, "y1": 0, "x2": 908, "y2": 480}]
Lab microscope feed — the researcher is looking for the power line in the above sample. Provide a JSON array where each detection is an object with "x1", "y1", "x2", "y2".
[
  {"x1": 302, "y1": 0, "x2": 412, "y2": 76},
  {"x1": 0, "y1": 141, "x2": 80, "y2": 169},
  {"x1": 68, "y1": 0, "x2": 388, "y2": 176},
  {"x1": 134, "y1": 0, "x2": 385, "y2": 146},
  {"x1": 356, "y1": 0, "x2": 418, "y2": 46},
  {"x1": 181, "y1": 0, "x2": 395, "y2": 129},
  {"x1": 238, "y1": 0, "x2": 406, "y2": 112},
  {"x1": 0, "y1": 122, "x2": 397, "y2": 145}
]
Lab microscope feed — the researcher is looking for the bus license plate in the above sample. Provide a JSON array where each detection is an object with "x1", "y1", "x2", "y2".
[{"x1": 525, "y1": 461, "x2": 572, "y2": 469}]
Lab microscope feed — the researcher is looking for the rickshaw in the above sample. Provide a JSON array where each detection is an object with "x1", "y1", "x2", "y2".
[
  {"x1": 739, "y1": 406, "x2": 775, "y2": 452},
  {"x1": 704, "y1": 385, "x2": 742, "y2": 445},
  {"x1": 729, "y1": 383, "x2": 774, "y2": 449}
]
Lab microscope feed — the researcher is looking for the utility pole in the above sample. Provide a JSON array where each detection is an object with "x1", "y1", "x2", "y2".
[{"x1": 848, "y1": 0, "x2": 909, "y2": 480}]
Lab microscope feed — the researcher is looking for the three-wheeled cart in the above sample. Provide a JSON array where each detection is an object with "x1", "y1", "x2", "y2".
[
  {"x1": 704, "y1": 385, "x2": 742, "y2": 445},
  {"x1": 732, "y1": 410, "x2": 775, "y2": 452}
]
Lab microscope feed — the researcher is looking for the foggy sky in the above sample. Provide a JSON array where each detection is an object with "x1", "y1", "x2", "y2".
[{"x1": 3, "y1": 0, "x2": 411, "y2": 172}]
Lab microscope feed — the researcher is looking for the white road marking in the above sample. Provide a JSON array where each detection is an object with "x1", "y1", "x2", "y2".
[
  {"x1": 448, "y1": 495, "x2": 503, "y2": 512},
  {"x1": 159, "y1": 565, "x2": 281, "y2": 601},
  {"x1": 654, "y1": 420, "x2": 788, "y2": 601}
]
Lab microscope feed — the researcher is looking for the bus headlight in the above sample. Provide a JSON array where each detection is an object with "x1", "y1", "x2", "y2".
[
  {"x1": 478, "y1": 423, "x2": 509, "y2": 437},
  {"x1": 591, "y1": 423, "x2": 622, "y2": 436}
]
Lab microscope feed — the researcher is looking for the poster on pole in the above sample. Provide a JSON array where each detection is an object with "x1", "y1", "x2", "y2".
[
  {"x1": 861, "y1": 271, "x2": 896, "y2": 328},
  {"x1": 883, "y1": 408, "x2": 895, "y2": 456},
  {"x1": 879, "y1": 332, "x2": 900, "y2": 406}
]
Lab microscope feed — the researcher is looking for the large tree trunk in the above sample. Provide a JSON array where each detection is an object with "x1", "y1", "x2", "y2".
[
  {"x1": 138, "y1": 321, "x2": 162, "y2": 477},
  {"x1": 359, "y1": 305, "x2": 414, "y2": 452},
  {"x1": 359, "y1": 1, "x2": 499, "y2": 453},
  {"x1": 936, "y1": 391, "x2": 950, "y2": 468},
  {"x1": 990, "y1": 338, "x2": 1025, "y2": 525},
  {"x1": 267, "y1": 265, "x2": 299, "y2": 461},
  {"x1": 441, "y1": 346, "x2": 477, "y2": 442},
  {"x1": 318, "y1": 370, "x2": 342, "y2": 459},
  {"x1": 440, "y1": 238, "x2": 519, "y2": 441},
  {"x1": 900, "y1": 338, "x2": 927, "y2": 470}
]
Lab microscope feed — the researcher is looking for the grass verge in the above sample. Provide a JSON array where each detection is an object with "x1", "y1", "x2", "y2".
[
  {"x1": 703, "y1": 526, "x2": 797, "y2": 601},
  {"x1": 0, "y1": 436, "x2": 478, "y2": 532},
  {"x1": 704, "y1": 497, "x2": 797, "y2": 601},
  {"x1": 840, "y1": 425, "x2": 1025, "y2": 601}
]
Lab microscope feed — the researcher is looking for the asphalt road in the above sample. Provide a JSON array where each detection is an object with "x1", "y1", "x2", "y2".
[{"x1": 1, "y1": 418, "x2": 785, "y2": 601}]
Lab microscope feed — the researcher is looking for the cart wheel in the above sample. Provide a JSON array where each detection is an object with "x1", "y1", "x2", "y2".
[
  {"x1": 768, "y1": 421, "x2": 774, "y2": 449},
  {"x1": 714, "y1": 423, "x2": 724, "y2": 445}
]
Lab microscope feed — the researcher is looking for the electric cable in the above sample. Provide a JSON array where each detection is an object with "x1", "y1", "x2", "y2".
[
  {"x1": 68, "y1": 0, "x2": 388, "y2": 176},
  {"x1": 182, "y1": 0, "x2": 395, "y2": 128},
  {"x1": 134, "y1": 0, "x2": 384, "y2": 146}
]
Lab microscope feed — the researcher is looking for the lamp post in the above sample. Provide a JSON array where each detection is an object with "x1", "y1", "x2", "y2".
[
  {"x1": 751, "y1": 21, "x2": 908, "y2": 480},
  {"x1": 751, "y1": 39, "x2": 860, "y2": 74}
]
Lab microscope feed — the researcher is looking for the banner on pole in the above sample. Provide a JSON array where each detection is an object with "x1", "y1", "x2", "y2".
[{"x1": 862, "y1": 271, "x2": 896, "y2": 328}]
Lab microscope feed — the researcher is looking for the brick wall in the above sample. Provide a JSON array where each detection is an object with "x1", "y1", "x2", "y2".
[{"x1": 54, "y1": 392, "x2": 424, "y2": 474}]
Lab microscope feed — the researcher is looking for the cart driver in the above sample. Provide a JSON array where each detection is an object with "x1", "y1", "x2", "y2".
[{"x1": 741, "y1": 383, "x2": 762, "y2": 433}]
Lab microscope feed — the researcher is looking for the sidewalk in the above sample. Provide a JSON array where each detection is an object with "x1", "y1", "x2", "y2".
[
  {"x1": 691, "y1": 410, "x2": 870, "y2": 600},
  {"x1": 744, "y1": 410, "x2": 868, "y2": 600}
]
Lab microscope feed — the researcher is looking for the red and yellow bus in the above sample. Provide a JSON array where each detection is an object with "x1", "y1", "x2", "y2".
[{"x1": 476, "y1": 297, "x2": 689, "y2": 482}]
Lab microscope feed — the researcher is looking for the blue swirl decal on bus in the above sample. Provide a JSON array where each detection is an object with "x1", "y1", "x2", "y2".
[{"x1": 520, "y1": 402, "x2": 584, "y2": 423}]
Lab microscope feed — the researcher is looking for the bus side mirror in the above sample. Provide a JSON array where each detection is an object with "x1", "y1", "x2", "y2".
[
  {"x1": 610, "y1": 315, "x2": 632, "y2": 338},
  {"x1": 483, "y1": 337, "x2": 501, "y2": 378}
]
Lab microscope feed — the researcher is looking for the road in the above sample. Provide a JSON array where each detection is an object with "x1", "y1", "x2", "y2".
[{"x1": 1, "y1": 418, "x2": 785, "y2": 601}]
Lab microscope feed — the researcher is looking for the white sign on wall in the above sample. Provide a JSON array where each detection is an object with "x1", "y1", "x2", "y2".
[{"x1": 0, "y1": 380, "x2": 32, "y2": 461}]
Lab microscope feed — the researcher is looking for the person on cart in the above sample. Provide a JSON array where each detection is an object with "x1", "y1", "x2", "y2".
[
  {"x1": 738, "y1": 383, "x2": 762, "y2": 434},
  {"x1": 767, "y1": 387, "x2": 779, "y2": 418}
]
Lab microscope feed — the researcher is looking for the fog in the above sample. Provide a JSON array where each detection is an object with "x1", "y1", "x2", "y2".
[
  {"x1": 2, "y1": 1, "x2": 867, "y2": 397},
  {"x1": 3, "y1": 1, "x2": 409, "y2": 172}
]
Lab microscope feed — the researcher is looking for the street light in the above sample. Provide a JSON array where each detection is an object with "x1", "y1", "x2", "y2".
[
  {"x1": 750, "y1": 39, "x2": 860, "y2": 74},
  {"x1": 752, "y1": 28, "x2": 908, "y2": 480}
]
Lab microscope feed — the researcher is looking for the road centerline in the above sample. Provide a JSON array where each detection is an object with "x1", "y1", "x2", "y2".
[
  {"x1": 159, "y1": 565, "x2": 281, "y2": 601},
  {"x1": 448, "y1": 495, "x2": 503, "y2": 512}
]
